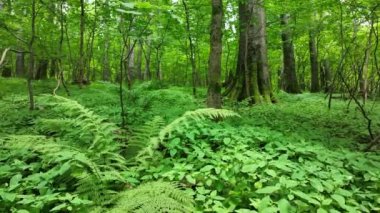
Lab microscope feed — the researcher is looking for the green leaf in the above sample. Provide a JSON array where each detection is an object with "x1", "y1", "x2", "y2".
[
  {"x1": 265, "y1": 169, "x2": 277, "y2": 177},
  {"x1": 16, "y1": 210, "x2": 30, "y2": 213},
  {"x1": 242, "y1": 164, "x2": 258, "y2": 173},
  {"x1": 200, "y1": 165, "x2": 214, "y2": 172},
  {"x1": 1, "y1": 192, "x2": 16, "y2": 202},
  {"x1": 185, "y1": 175, "x2": 196, "y2": 185},
  {"x1": 310, "y1": 178, "x2": 324, "y2": 192},
  {"x1": 292, "y1": 190, "x2": 320, "y2": 205},
  {"x1": 50, "y1": 203, "x2": 67, "y2": 212},
  {"x1": 256, "y1": 186, "x2": 280, "y2": 194},
  {"x1": 322, "y1": 198, "x2": 332, "y2": 206},
  {"x1": 317, "y1": 208, "x2": 328, "y2": 213},
  {"x1": 223, "y1": 138, "x2": 232, "y2": 145},
  {"x1": 9, "y1": 174, "x2": 22, "y2": 191},
  {"x1": 277, "y1": 198, "x2": 291, "y2": 213},
  {"x1": 331, "y1": 194, "x2": 345, "y2": 208}
]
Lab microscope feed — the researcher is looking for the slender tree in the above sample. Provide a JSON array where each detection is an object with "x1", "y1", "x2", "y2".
[
  {"x1": 309, "y1": 30, "x2": 319, "y2": 92},
  {"x1": 182, "y1": 0, "x2": 197, "y2": 96},
  {"x1": 28, "y1": 0, "x2": 36, "y2": 110},
  {"x1": 77, "y1": 0, "x2": 86, "y2": 86}
]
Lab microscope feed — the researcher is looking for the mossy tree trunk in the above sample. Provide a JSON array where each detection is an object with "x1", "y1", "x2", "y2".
[{"x1": 224, "y1": 0, "x2": 272, "y2": 104}]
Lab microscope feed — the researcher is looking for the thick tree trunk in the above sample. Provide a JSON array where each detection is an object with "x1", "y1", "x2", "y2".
[
  {"x1": 207, "y1": 0, "x2": 223, "y2": 108},
  {"x1": 35, "y1": 59, "x2": 49, "y2": 80},
  {"x1": 309, "y1": 31, "x2": 320, "y2": 92},
  {"x1": 255, "y1": 0, "x2": 272, "y2": 102},
  {"x1": 16, "y1": 52, "x2": 25, "y2": 77},
  {"x1": 225, "y1": 0, "x2": 272, "y2": 103},
  {"x1": 280, "y1": 14, "x2": 300, "y2": 93}
]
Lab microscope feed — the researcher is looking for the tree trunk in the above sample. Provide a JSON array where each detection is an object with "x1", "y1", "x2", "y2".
[
  {"x1": 102, "y1": 33, "x2": 111, "y2": 81},
  {"x1": 207, "y1": 0, "x2": 223, "y2": 108},
  {"x1": 309, "y1": 31, "x2": 319, "y2": 92},
  {"x1": 182, "y1": 0, "x2": 197, "y2": 96},
  {"x1": 50, "y1": 58, "x2": 58, "y2": 78},
  {"x1": 127, "y1": 43, "x2": 135, "y2": 88},
  {"x1": 16, "y1": 52, "x2": 25, "y2": 77},
  {"x1": 255, "y1": 0, "x2": 272, "y2": 102},
  {"x1": 28, "y1": 0, "x2": 36, "y2": 110},
  {"x1": 143, "y1": 43, "x2": 151, "y2": 80},
  {"x1": 35, "y1": 59, "x2": 48, "y2": 80},
  {"x1": 280, "y1": 14, "x2": 300, "y2": 93},
  {"x1": 155, "y1": 48, "x2": 162, "y2": 80},
  {"x1": 77, "y1": 0, "x2": 85, "y2": 86},
  {"x1": 225, "y1": 0, "x2": 272, "y2": 103},
  {"x1": 359, "y1": 21, "x2": 373, "y2": 102},
  {"x1": 321, "y1": 59, "x2": 331, "y2": 93},
  {"x1": 136, "y1": 42, "x2": 143, "y2": 80}
]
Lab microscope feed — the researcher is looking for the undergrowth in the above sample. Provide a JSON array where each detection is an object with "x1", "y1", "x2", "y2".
[{"x1": 0, "y1": 78, "x2": 379, "y2": 212}]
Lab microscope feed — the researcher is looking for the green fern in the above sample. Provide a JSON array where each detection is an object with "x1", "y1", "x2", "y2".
[
  {"x1": 159, "y1": 108, "x2": 239, "y2": 141},
  {"x1": 108, "y1": 181, "x2": 195, "y2": 213},
  {"x1": 37, "y1": 95, "x2": 120, "y2": 152},
  {"x1": 125, "y1": 116, "x2": 165, "y2": 161}
]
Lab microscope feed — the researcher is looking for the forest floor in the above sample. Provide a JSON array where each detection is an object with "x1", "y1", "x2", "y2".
[{"x1": 1, "y1": 78, "x2": 380, "y2": 212}]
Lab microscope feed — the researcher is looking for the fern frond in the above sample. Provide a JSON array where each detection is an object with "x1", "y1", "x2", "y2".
[
  {"x1": 125, "y1": 116, "x2": 165, "y2": 160},
  {"x1": 159, "y1": 108, "x2": 239, "y2": 141},
  {"x1": 37, "y1": 95, "x2": 120, "y2": 152},
  {"x1": 108, "y1": 181, "x2": 194, "y2": 213}
]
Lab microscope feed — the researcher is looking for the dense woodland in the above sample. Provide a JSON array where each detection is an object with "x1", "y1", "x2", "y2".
[{"x1": 0, "y1": 0, "x2": 380, "y2": 212}]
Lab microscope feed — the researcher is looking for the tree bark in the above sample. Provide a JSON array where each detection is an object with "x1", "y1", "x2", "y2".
[
  {"x1": 77, "y1": 0, "x2": 86, "y2": 86},
  {"x1": 143, "y1": 42, "x2": 151, "y2": 80},
  {"x1": 102, "y1": 0, "x2": 111, "y2": 82},
  {"x1": 207, "y1": 0, "x2": 223, "y2": 108},
  {"x1": 280, "y1": 14, "x2": 300, "y2": 93},
  {"x1": 309, "y1": 31, "x2": 320, "y2": 92},
  {"x1": 16, "y1": 52, "x2": 25, "y2": 77},
  {"x1": 136, "y1": 42, "x2": 143, "y2": 80},
  {"x1": 255, "y1": 0, "x2": 272, "y2": 102},
  {"x1": 359, "y1": 20, "x2": 374, "y2": 102},
  {"x1": 182, "y1": 0, "x2": 197, "y2": 96},
  {"x1": 320, "y1": 59, "x2": 331, "y2": 93},
  {"x1": 224, "y1": 0, "x2": 272, "y2": 103},
  {"x1": 50, "y1": 58, "x2": 58, "y2": 78},
  {"x1": 35, "y1": 59, "x2": 49, "y2": 80},
  {"x1": 28, "y1": 0, "x2": 36, "y2": 110}
]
